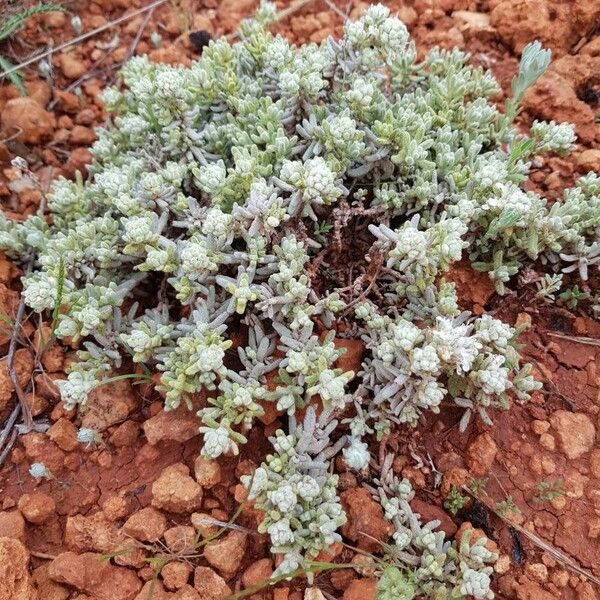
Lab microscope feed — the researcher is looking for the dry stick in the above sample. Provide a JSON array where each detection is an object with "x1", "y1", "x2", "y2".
[
  {"x1": 0, "y1": 428, "x2": 17, "y2": 467},
  {"x1": 30, "y1": 550, "x2": 58, "y2": 560},
  {"x1": 127, "y1": 5, "x2": 156, "y2": 59},
  {"x1": 47, "y1": 45, "x2": 120, "y2": 110},
  {"x1": 0, "y1": 125, "x2": 23, "y2": 145},
  {"x1": 322, "y1": 0, "x2": 350, "y2": 21},
  {"x1": 270, "y1": 0, "x2": 315, "y2": 23},
  {"x1": 2, "y1": 0, "x2": 317, "y2": 83},
  {"x1": 0, "y1": 405, "x2": 21, "y2": 464},
  {"x1": 7, "y1": 292, "x2": 33, "y2": 432},
  {"x1": 547, "y1": 331, "x2": 600, "y2": 347},
  {"x1": 0, "y1": 0, "x2": 168, "y2": 81},
  {"x1": 522, "y1": 348, "x2": 578, "y2": 410}
]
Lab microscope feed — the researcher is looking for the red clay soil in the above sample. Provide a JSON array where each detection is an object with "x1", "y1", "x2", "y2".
[{"x1": 0, "y1": 1, "x2": 599, "y2": 599}]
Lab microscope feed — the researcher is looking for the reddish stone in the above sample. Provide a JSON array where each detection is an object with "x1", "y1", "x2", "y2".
[
  {"x1": 342, "y1": 578, "x2": 377, "y2": 600},
  {"x1": 122, "y1": 507, "x2": 167, "y2": 543},
  {"x1": 48, "y1": 552, "x2": 142, "y2": 600},
  {"x1": 466, "y1": 432, "x2": 498, "y2": 476},
  {"x1": 410, "y1": 498, "x2": 457, "y2": 537},
  {"x1": 203, "y1": 531, "x2": 247, "y2": 577},
  {"x1": 0, "y1": 510, "x2": 25, "y2": 541},
  {"x1": 193, "y1": 566, "x2": 231, "y2": 598},
  {"x1": 47, "y1": 418, "x2": 79, "y2": 452},
  {"x1": 151, "y1": 463, "x2": 203, "y2": 513},
  {"x1": 143, "y1": 404, "x2": 199, "y2": 445},
  {"x1": 0, "y1": 537, "x2": 36, "y2": 599},
  {"x1": 340, "y1": 487, "x2": 393, "y2": 552},
  {"x1": 17, "y1": 492, "x2": 56, "y2": 525}
]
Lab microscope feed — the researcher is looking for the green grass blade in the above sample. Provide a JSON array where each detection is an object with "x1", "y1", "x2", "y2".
[
  {"x1": 0, "y1": 55, "x2": 26, "y2": 95},
  {"x1": 0, "y1": 4, "x2": 67, "y2": 41}
]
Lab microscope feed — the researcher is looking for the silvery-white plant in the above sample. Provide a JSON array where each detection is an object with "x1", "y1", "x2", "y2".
[
  {"x1": 242, "y1": 407, "x2": 347, "y2": 576},
  {"x1": 0, "y1": 2, "x2": 595, "y2": 589},
  {"x1": 372, "y1": 455, "x2": 498, "y2": 599}
]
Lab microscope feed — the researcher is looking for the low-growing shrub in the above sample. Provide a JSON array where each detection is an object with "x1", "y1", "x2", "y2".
[{"x1": 2, "y1": 3, "x2": 598, "y2": 594}]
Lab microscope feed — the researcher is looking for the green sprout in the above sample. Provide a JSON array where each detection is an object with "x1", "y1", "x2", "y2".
[
  {"x1": 533, "y1": 479, "x2": 565, "y2": 503},
  {"x1": 444, "y1": 485, "x2": 468, "y2": 516}
]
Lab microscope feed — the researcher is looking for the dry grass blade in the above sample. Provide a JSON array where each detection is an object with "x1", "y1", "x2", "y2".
[
  {"x1": 0, "y1": 405, "x2": 21, "y2": 449},
  {"x1": 0, "y1": 407, "x2": 20, "y2": 467},
  {"x1": 506, "y1": 520, "x2": 600, "y2": 586},
  {"x1": 7, "y1": 293, "x2": 33, "y2": 432},
  {"x1": 322, "y1": 0, "x2": 350, "y2": 21},
  {"x1": 272, "y1": 0, "x2": 316, "y2": 22},
  {"x1": 0, "y1": 0, "x2": 168, "y2": 81},
  {"x1": 127, "y1": 5, "x2": 156, "y2": 59},
  {"x1": 547, "y1": 332, "x2": 600, "y2": 347}
]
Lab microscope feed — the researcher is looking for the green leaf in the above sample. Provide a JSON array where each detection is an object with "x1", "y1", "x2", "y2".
[
  {"x1": 51, "y1": 257, "x2": 66, "y2": 327},
  {"x1": 0, "y1": 55, "x2": 26, "y2": 96},
  {"x1": 485, "y1": 209, "x2": 521, "y2": 239},
  {"x1": 471, "y1": 261, "x2": 492, "y2": 273},
  {"x1": 446, "y1": 374, "x2": 463, "y2": 398},
  {"x1": 510, "y1": 41, "x2": 551, "y2": 102},
  {"x1": 509, "y1": 138, "x2": 535, "y2": 164}
]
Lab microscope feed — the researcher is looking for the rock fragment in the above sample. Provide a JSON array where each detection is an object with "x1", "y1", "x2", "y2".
[
  {"x1": 122, "y1": 507, "x2": 167, "y2": 543},
  {"x1": 549, "y1": 410, "x2": 596, "y2": 459},
  {"x1": 47, "y1": 418, "x2": 79, "y2": 452},
  {"x1": 64, "y1": 512, "x2": 122, "y2": 553},
  {"x1": 203, "y1": 531, "x2": 247, "y2": 577},
  {"x1": 194, "y1": 456, "x2": 221, "y2": 488},
  {"x1": 341, "y1": 578, "x2": 377, "y2": 600},
  {"x1": 0, "y1": 510, "x2": 25, "y2": 541},
  {"x1": 0, "y1": 537, "x2": 36, "y2": 600},
  {"x1": 162, "y1": 562, "x2": 193, "y2": 590},
  {"x1": 17, "y1": 492, "x2": 56, "y2": 524},
  {"x1": 48, "y1": 552, "x2": 142, "y2": 600},
  {"x1": 193, "y1": 566, "x2": 231, "y2": 598},
  {"x1": 143, "y1": 404, "x2": 200, "y2": 445},
  {"x1": 0, "y1": 98, "x2": 56, "y2": 144},
  {"x1": 152, "y1": 463, "x2": 203, "y2": 513},
  {"x1": 340, "y1": 487, "x2": 393, "y2": 552},
  {"x1": 82, "y1": 380, "x2": 139, "y2": 432},
  {"x1": 466, "y1": 432, "x2": 498, "y2": 476},
  {"x1": 242, "y1": 558, "x2": 273, "y2": 588},
  {"x1": 163, "y1": 525, "x2": 196, "y2": 553}
]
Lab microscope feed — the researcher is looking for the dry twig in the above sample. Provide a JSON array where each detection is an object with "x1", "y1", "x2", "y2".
[
  {"x1": 127, "y1": 5, "x2": 156, "y2": 59},
  {"x1": 0, "y1": 0, "x2": 168, "y2": 81},
  {"x1": 7, "y1": 292, "x2": 33, "y2": 431},
  {"x1": 0, "y1": 405, "x2": 21, "y2": 466},
  {"x1": 547, "y1": 332, "x2": 600, "y2": 347}
]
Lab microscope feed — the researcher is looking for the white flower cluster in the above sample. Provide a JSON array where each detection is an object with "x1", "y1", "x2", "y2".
[
  {"x1": 56, "y1": 370, "x2": 98, "y2": 411},
  {"x1": 275, "y1": 327, "x2": 354, "y2": 412},
  {"x1": 357, "y1": 303, "x2": 540, "y2": 433},
  {"x1": 278, "y1": 157, "x2": 347, "y2": 219},
  {"x1": 198, "y1": 378, "x2": 266, "y2": 458},
  {"x1": 343, "y1": 436, "x2": 370, "y2": 470}
]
